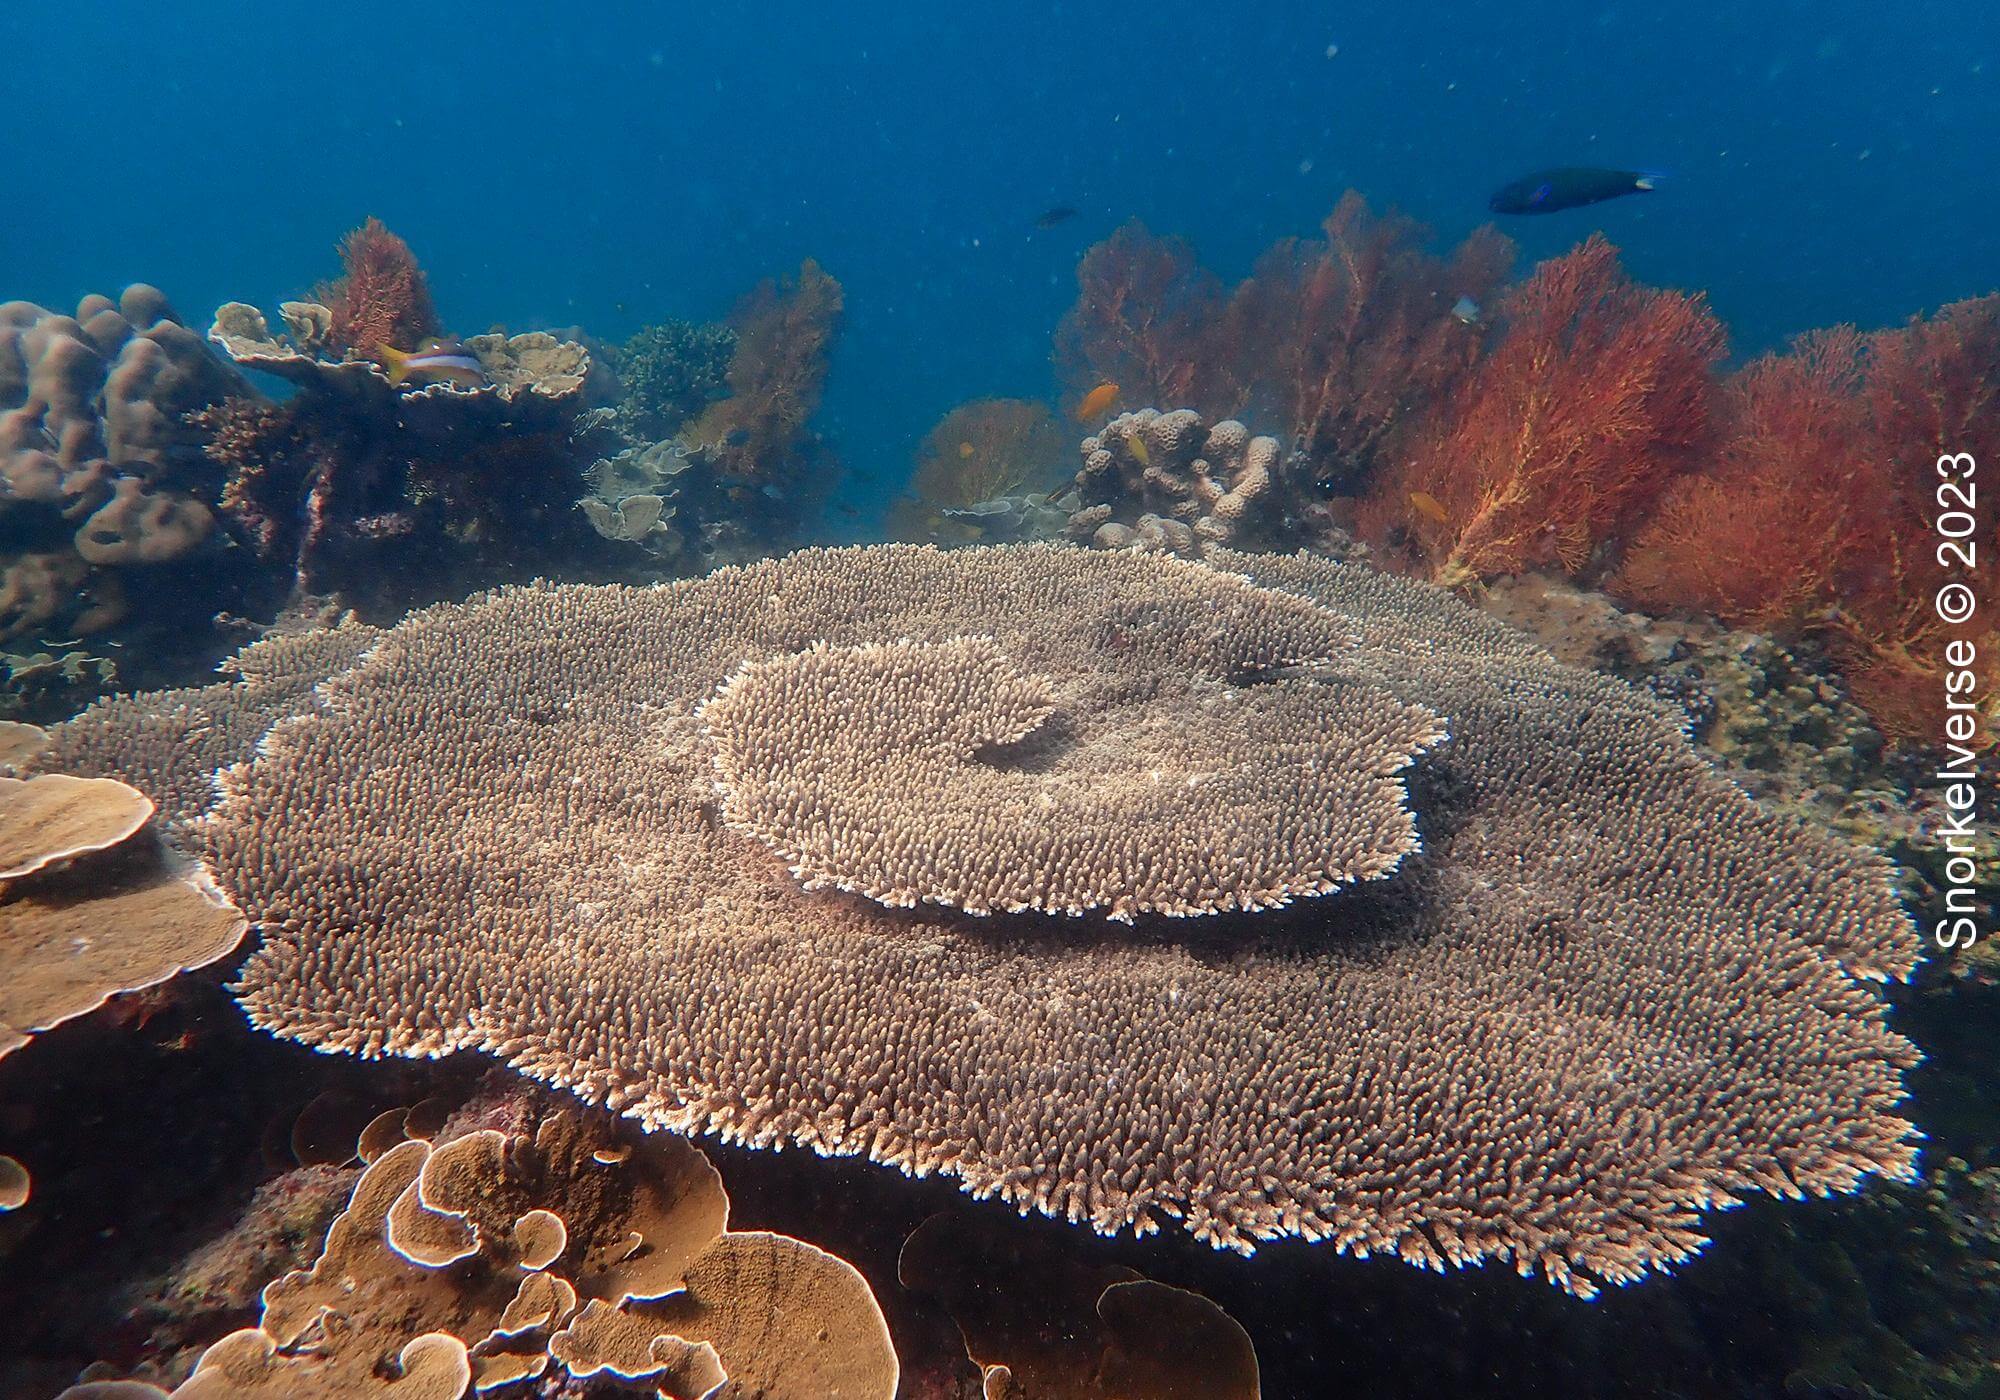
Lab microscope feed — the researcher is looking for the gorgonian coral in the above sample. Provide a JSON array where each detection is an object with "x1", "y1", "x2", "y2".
[
  {"x1": 1615, "y1": 295, "x2": 2000, "y2": 741},
  {"x1": 314, "y1": 217, "x2": 441, "y2": 361},
  {"x1": 1359, "y1": 235, "x2": 1725, "y2": 586}
]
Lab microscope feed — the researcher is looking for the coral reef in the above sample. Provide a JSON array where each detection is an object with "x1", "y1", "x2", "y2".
[
  {"x1": 205, "y1": 301, "x2": 606, "y2": 611},
  {"x1": 0, "y1": 288, "x2": 250, "y2": 680},
  {"x1": 1067, "y1": 408, "x2": 1283, "y2": 551},
  {"x1": 1358, "y1": 235, "x2": 1726, "y2": 585},
  {"x1": 311, "y1": 217, "x2": 441, "y2": 363},
  {"x1": 610, "y1": 317, "x2": 737, "y2": 440},
  {"x1": 81, "y1": 1097, "x2": 898, "y2": 1398},
  {"x1": 44, "y1": 542, "x2": 1920, "y2": 1300},
  {"x1": 582, "y1": 262, "x2": 846, "y2": 574},
  {"x1": 1056, "y1": 196, "x2": 1512, "y2": 500},
  {"x1": 890, "y1": 397, "x2": 1071, "y2": 543},
  {"x1": 0, "y1": 735, "x2": 245, "y2": 1062},
  {"x1": 1615, "y1": 295, "x2": 2000, "y2": 742},
  {"x1": 899, "y1": 1211, "x2": 1260, "y2": 1399}
]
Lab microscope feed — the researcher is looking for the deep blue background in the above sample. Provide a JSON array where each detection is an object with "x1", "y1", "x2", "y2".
[{"x1": 3, "y1": 1, "x2": 1992, "y2": 518}]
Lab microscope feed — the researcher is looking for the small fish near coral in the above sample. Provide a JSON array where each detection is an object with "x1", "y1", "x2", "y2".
[
  {"x1": 376, "y1": 337, "x2": 488, "y2": 389},
  {"x1": 1489, "y1": 166, "x2": 1661, "y2": 214},
  {"x1": 1034, "y1": 205, "x2": 1080, "y2": 229},
  {"x1": 1076, "y1": 381, "x2": 1121, "y2": 421}
]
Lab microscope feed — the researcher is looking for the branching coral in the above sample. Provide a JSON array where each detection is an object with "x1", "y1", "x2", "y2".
[
  {"x1": 1359, "y1": 235, "x2": 1726, "y2": 586},
  {"x1": 889, "y1": 397, "x2": 1070, "y2": 542},
  {"x1": 48, "y1": 542, "x2": 1921, "y2": 1300},
  {"x1": 614, "y1": 318, "x2": 737, "y2": 440},
  {"x1": 1614, "y1": 295, "x2": 2000, "y2": 742},
  {"x1": 312, "y1": 217, "x2": 440, "y2": 362}
]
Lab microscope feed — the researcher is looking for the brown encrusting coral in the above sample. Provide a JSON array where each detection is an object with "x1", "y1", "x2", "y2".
[
  {"x1": 45, "y1": 542, "x2": 1920, "y2": 1301},
  {"x1": 1358, "y1": 236, "x2": 1726, "y2": 586},
  {"x1": 93, "y1": 1100, "x2": 897, "y2": 1398}
]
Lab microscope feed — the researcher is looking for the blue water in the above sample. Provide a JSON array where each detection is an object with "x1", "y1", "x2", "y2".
[{"x1": 3, "y1": 1, "x2": 1992, "y2": 518}]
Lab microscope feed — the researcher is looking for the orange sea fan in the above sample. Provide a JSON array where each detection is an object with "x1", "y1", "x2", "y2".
[
  {"x1": 1833, "y1": 295, "x2": 2000, "y2": 740},
  {"x1": 315, "y1": 216, "x2": 440, "y2": 361},
  {"x1": 890, "y1": 398, "x2": 1068, "y2": 542},
  {"x1": 1361, "y1": 235, "x2": 1726, "y2": 585}
]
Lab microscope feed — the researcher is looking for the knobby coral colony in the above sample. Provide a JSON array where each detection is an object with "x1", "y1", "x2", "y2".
[{"x1": 43, "y1": 542, "x2": 1920, "y2": 1301}]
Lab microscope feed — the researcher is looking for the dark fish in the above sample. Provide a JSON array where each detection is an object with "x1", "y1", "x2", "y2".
[
  {"x1": 1488, "y1": 167, "x2": 1660, "y2": 215},
  {"x1": 1033, "y1": 206, "x2": 1079, "y2": 229}
]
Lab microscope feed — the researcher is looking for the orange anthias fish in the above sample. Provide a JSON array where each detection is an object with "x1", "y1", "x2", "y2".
[
  {"x1": 377, "y1": 338, "x2": 488, "y2": 389},
  {"x1": 1408, "y1": 490, "x2": 1449, "y2": 525},
  {"x1": 1076, "y1": 382, "x2": 1119, "y2": 421}
]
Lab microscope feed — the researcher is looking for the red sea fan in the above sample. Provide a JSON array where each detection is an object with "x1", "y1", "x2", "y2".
[
  {"x1": 1053, "y1": 221, "x2": 1224, "y2": 413},
  {"x1": 1361, "y1": 236, "x2": 1725, "y2": 585},
  {"x1": 1833, "y1": 294, "x2": 2000, "y2": 740},
  {"x1": 1208, "y1": 192, "x2": 1513, "y2": 490},
  {"x1": 316, "y1": 217, "x2": 441, "y2": 361},
  {"x1": 1614, "y1": 327, "x2": 1870, "y2": 632}
]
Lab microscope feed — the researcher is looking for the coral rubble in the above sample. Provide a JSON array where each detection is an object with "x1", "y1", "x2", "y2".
[{"x1": 43, "y1": 542, "x2": 1920, "y2": 1300}]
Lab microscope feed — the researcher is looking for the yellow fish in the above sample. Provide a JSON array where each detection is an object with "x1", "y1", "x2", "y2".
[
  {"x1": 1128, "y1": 435, "x2": 1151, "y2": 467},
  {"x1": 1076, "y1": 382, "x2": 1119, "y2": 421},
  {"x1": 1408, "y1": 490, "x2": 1448, "y2": 525}
]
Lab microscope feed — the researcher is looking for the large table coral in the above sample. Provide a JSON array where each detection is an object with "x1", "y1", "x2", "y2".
[{"x1": 43, "y1": 544, "x2": 1920, "y2": 1300}]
